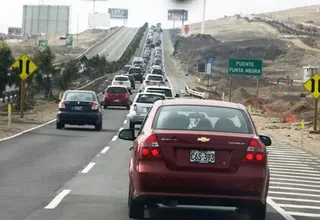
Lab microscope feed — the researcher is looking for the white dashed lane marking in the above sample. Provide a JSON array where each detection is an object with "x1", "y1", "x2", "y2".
[{"x1": 267, "y1": 143, "x2": 320, "y2": 218}]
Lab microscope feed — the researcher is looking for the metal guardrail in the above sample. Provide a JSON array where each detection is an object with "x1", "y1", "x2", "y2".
[{"x1": 185, "y1": 84, "x2": 207, "y2": 99}]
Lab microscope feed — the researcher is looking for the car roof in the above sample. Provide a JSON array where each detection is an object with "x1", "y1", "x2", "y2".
[
  {"x1": 107, "y1": 85, "x2": 127, "y2": 88},
  {"x1": 155, "y1": 99, "x2": 246, "y2": 110},
  {"x1": 145, "y1": 85, "x2": 171, "y2": 90},
  {"x1": 65, "y1": 90, "x2": 95, "y2": 94},
  {"x1": 146, "y1": 74, "x2": 163, "y2": 77},
  {"x1": 114, "y1": 75, "x2": 128, "y2": 78},
  {"x1": 137, "y1": 92, "x2": 166, "y2": 96}
]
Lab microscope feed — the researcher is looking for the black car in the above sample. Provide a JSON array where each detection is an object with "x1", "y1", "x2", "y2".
[
  {"x1": 56, "y1": 90, "x2": 103, "y2": 131},
  {"x1": 128, "y1": 67, "x2": 143, "y2": 83},
  {"x1": 124, "y1": 74, "x2": 136, "y2": 89}
]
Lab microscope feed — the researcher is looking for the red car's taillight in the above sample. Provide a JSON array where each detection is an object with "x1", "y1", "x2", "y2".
[
  {"x1": 138, "y1": 134, "x2": 162, "y2": 159},
  {"x1": 132, "y1": 104, "x2": 137, "y2": 111},
  {"x1": 243, "y1": 138, "x2": 266, "y2": 162},
  {"x1": 104, "y1": 92, "x2": 109, "y2": 98},
  {"x1": 91, "y1": 102, "x2": 99, "y2": 110},
  {"x1": 125, "y1": 92, "x2": 129, "y2": 98},
  {"x1": 58, "y1": 101, "x2": 65, "y2": 108}
]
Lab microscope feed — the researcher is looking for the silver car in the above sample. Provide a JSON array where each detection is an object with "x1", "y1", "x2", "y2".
[{"x1": 128, "y1": 92, "x2": 166, "y2": 129}]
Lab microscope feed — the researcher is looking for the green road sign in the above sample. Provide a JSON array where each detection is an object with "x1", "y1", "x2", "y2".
[
  {"x1": 66, "y1": 34, "x2": 73, "y2": 49},
  {"x1": 38, "y1": 40, "x2": 48, "y2": 52},
  {"x1": 228, "y1": 59, "x2": 262, "y2": 76}
]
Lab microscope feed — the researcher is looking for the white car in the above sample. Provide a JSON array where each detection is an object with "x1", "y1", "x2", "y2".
[
  {"x1": 150, "y1": 66, "x2": 164, "y2": 75},
  {"x1": 112, "y1": 75, "x2": 132, "y2": 93},
  {"x1": 142, "y1": 74, "x2": 167, "y2": 89},
  {"x1": 128, "y1": 92, "x2": 166, "y2": 128},
  {"x1": 143, "y1": 85, "x2": 179, "y2": 99}
]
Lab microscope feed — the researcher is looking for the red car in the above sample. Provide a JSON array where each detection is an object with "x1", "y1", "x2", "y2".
[
  {"x1": 103, "y1": 85, "x2": 132, "y2": 109},
  {"x1": 118, "y1": 99, "x2": 272, "y2": 220}
]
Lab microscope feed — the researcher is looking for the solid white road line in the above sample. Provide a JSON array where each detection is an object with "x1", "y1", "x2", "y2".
[
  {"x1": 269, "y1": 191, "x2": 320, "y2": 198},
  {"x1": 112, "y1": 136, "x2": 117, "y2": 141},
  {"x1": 268, "y1": 197, "x2": 320, "y2": 204},
  {"x1": 0, "y1": 119, "x2": 56, "y2": 142},
  {"x1": 278, "y1": 204, "x2": 320, "y2": 210},
  {"x1": 81, "y1": 162, "x2": 96, "y2": 174},
  {"x1": 101, "y1": 146, "x2": 110, "y2": 154},
  {"x1": 271, "y1": 177, "x2": 320, "y2": 184},
  {"x1": 286, "y1": 212, "x2": 320, "y2": 218},
  {"x1": 270, "y1": 186, "x2": 320, "y2": 193},
  {"x1": 44, "y1": 189, "x2": 71, "y2": 209},
  {"x1": 123, "y1": 120, "x2": 127, "y2": 124},
  {"x1": 271, "y1": 181, "x2": 320, "y2": 188},
  {"x1": 267, "y1": 198, "x2": 296, "y2": 220}
]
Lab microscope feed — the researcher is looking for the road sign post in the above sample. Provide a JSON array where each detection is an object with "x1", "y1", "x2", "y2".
[
  {"x1": 228, "y1": 58, "x2": 263, "y2": 104},
  {"x1": 11, "y1": 53, "x2": 38, "y2": 118},
  {"x1": 303, "y1": 73, "x2": 320, "y2": 132},
  {"x1": 205, "y1": 56, "x2": 215, "y2": 90}
]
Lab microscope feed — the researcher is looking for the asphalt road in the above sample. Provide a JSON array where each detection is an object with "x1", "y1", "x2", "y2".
[{"x1": 0, "y1": 29, "x2": 318, "y2": 220}]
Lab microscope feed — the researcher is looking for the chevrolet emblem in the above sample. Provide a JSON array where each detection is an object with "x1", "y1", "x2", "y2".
[{"x1": 197, "y1": 137, "x2": 210, "y2": 142}]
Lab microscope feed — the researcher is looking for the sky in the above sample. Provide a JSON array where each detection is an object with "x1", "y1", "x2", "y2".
[{"x1": 0, "y1": 0, "x2": 319, "y2": 34}]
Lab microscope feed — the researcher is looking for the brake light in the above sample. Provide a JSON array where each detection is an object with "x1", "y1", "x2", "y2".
[
  {"x1": 138, "y1": 134, "x2": 162, "y2": 159},
  {"x1": 133, "y1": 104, "x2": 137, "y2": 111},
  {"x1": 58, "y1": 101, "x2": 65, "y2": 108},
  {"x1": 243, "y1": 138, "x2": 266, "y2": 162},
  {"x1": 125, "y1": 93, "x2": 129, "y2": 98},
  {"x1": 91, "y1": 102, "x2": 99, "y2": 110},
  {"x1": 105, "y1": 92, "x2": 109, "y2": 98}
]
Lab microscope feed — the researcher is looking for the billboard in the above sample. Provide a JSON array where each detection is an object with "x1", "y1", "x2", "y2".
[
  {"x1": 168, "y1": 9, "x2": 188, "y2": 21},
  {"x1": 8, "y1": 27, "x2": 22, "y2": 35},
  {"x1": 108, "y1": 8, "x2": 128, "y2": 19},
  {"x1": 22, "y1": 5, "x2": 70, "y2": 35},
  {"x1": 88, "y1": 13, "x2": 110, "y2": 28}
]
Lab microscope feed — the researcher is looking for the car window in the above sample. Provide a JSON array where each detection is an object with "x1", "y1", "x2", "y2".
[
  {"x1": 147, "y1": 75, "x2": 163, "y2": 81},
  {"x1": 64, "y1": 92, "x2": 97, "y2": 102},
  {"x1": 114, "y1": 76, "x2": 128, "y2": 81},
  {"x1": 136, "y1": 94, "x2": 165, "y2": 103},
  {"x1": 146, "y1": 89, "x2": 172, "y2": 97},
  {"x1": 153, "y1": 105, "x2": 252, "y2": 134},
  {"x1": 107, "y1": 87, "x2": 127, "y2": 93},
  {"x1": 152, "y1": 69, "x2": 162, "y2": 74},
  {"x1": 129, "y1": 68, "x2": 141, "y2": 74}
]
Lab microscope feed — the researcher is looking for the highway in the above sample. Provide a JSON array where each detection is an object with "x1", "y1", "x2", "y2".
[{"x1": 0, "y1": 29, "x2": 318, "y2": 220}]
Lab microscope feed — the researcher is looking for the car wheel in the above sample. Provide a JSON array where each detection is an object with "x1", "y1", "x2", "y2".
[
  {"x1": 248, "y1": 203, "x2": 266, "y2": 220},
  {"x1": 126, "y1": 105, "x2": 130, "y2": 110},
  {"x1": 140, "y1": 80, "x2": 143, "y2": 83},
  {"x1": 129, "y1": 121, "x2": 135, "y2": 129},
  {"x1": 95, "y1": 121, "x2": 102, "y2": 131},
  {"x1": 56, "y1": 122, "x2": 64, "y2": 129},
  {"x1": 128, "y1": 183, "x2": 145, "y2": 219}
]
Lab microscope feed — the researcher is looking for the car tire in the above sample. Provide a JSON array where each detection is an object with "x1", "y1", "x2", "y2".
[
  {"x1": 126, "y1": 105, "x2": 130, "y2": 110},
  {"x1": 95, "y1": 120, "x2": 102, "y2": 131},
  {"x1": 128, "y1": 184, "x2": 144, "y2": 219},
  {"x1": 129, "y1": 121, "x2": 135, "y2": 129},
  {"x1": 248, "y1": 203, "x2": 266, "y2": 220},
  {"x1": 56, "y1": 122, "x2": 64, "y2": 129},
  {"x1": 140, "y1": 80, "x2": 143, "y2": 83}
]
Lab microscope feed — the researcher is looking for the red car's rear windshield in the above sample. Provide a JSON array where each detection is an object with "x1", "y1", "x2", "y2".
[
  {"x1": 107, "y1": 87, "x2": 127, "y2": 93},
  {"x1": 153, "y1": 105, "x2": 253, "y2": 134}
]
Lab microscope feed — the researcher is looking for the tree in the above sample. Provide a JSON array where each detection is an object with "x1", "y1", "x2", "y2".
[
  {"x1": 33, "y1": 47, "x2": 56, "y2": 97},
  {"x1": 0, "y1": 41, "x2": 14, "y2": 96}
]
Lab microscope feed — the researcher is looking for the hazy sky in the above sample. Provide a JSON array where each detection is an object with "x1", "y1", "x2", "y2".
[{"x1": 0, "y1": 0, "x2": 319, "y2": 33}]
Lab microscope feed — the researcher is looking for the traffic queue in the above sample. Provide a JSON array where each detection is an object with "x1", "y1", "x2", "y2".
[{"x1": 56, "y1": 23, "x2": 273, "y2": 220}]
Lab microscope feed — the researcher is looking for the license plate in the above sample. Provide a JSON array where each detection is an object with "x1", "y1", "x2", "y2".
[
  {"x1": 190, "y1": 150, "x2": 215, "y2": 164},
  {"x1": 119, "y1": 82, "x2": 123, "y2": 84},
  {"x1": 74, "y1": 106, "x2": 82, "y2": 110},
  {"x1": 114, "y1": 99, "x2": 119, "y2": 102}
]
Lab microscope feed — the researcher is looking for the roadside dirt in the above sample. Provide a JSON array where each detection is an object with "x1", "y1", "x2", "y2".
[
  {"x1": 173, "y1": 7, "x2": 320, "y2": 156},
  {"x1": 6, "y1": 29, "x2": 111, "y2": 62}
]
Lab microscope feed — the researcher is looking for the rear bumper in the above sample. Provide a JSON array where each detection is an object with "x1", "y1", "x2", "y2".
[
  {"x1": 104, "y1": 99, "x2": 130, "y2": 106},
  {"x1": 131, "y1": 162, "x2": 269, "y2": 206},
  {"x1": 57, "y1": 111, "x2": 100, "y2": 125}
]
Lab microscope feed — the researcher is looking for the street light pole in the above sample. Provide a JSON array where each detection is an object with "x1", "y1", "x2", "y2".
[{"x1": 201, "y1": 0, "x2": 206, "y2": 34}]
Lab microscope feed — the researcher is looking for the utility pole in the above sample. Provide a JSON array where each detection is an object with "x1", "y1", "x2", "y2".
[{"x1": 201, "y1": 0, "x2": 206, "y2": 34}]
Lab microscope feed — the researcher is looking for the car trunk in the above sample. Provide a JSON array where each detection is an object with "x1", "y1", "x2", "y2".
[
  {"x1": 135, "y1": 103, "x2": 153, "y2": 113},
  {"x1": 64, "y1": 101, "x2": 94, "y2": 112},
  {"x1": 107, "y1": 92, "x2": 127, "y2": 100},
  {"x1": 154, "y1": 130, "x2": 253, "y2": 173}
]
